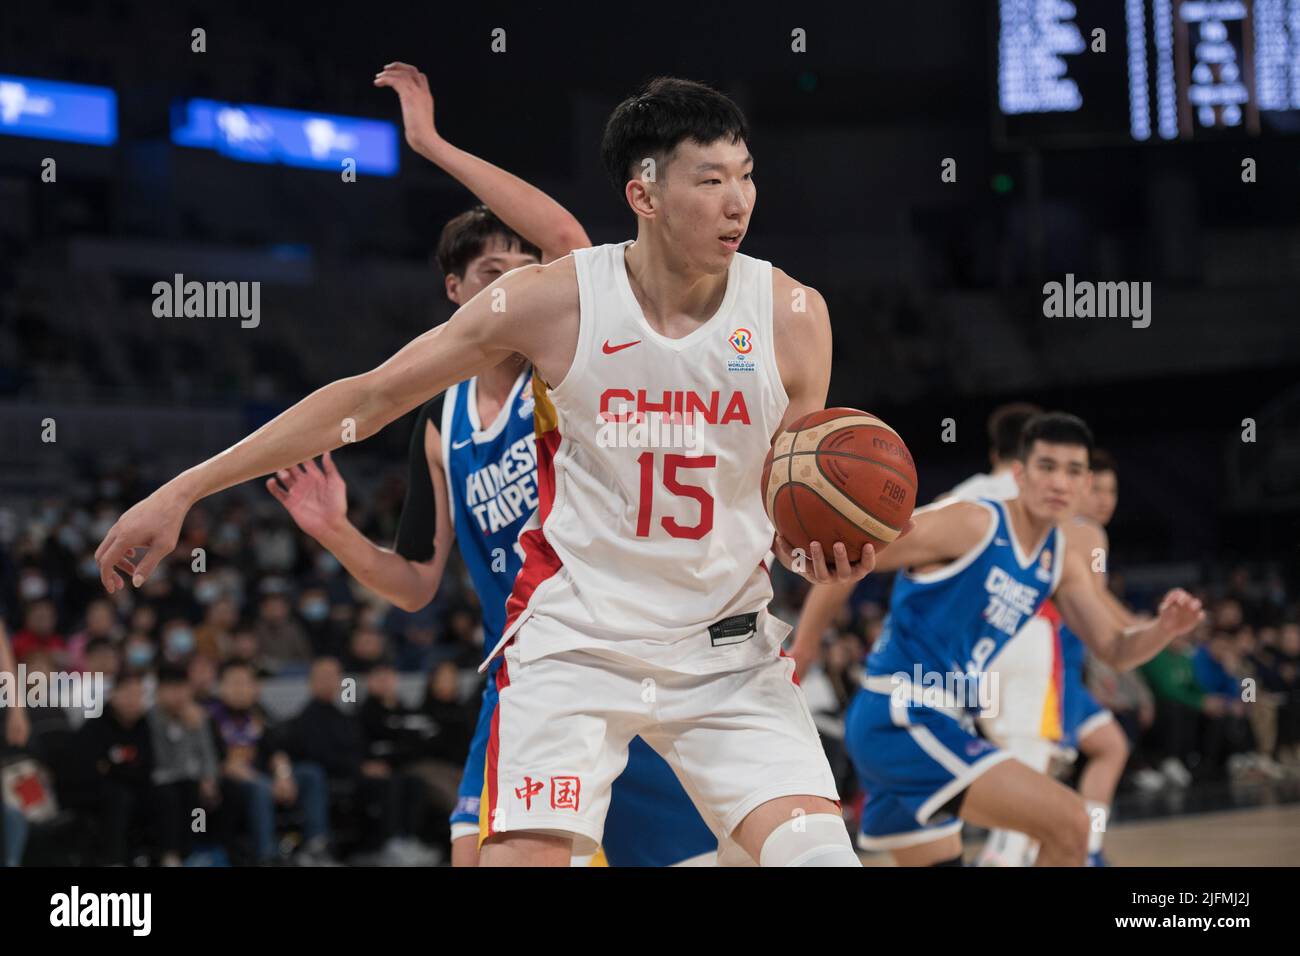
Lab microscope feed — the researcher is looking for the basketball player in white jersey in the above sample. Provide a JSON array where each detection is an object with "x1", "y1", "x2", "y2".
[
  {"x1": 936, "y1": 403, "x2": 1041, "y2": 504},
  {"x1": 95, "y1": 77, "x2": 874, "y2": 867}
]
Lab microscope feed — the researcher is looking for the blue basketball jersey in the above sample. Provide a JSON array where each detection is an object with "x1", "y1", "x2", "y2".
[
  {"x1": 441, "y1": 370, "x2": 538, "y2": 657},
  {"x1": 868, "y1": 498, "x2": 1065, "y2": 701}
]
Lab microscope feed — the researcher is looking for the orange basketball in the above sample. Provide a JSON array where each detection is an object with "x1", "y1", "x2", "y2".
[{"x1": 761, "y1": 408, "x2": 917, "y2": 555}]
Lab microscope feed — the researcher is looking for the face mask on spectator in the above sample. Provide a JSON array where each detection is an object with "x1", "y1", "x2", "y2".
[
  {"x1": 57, "y1": 525, "x2": 84, "y2": 551},
  {"x1": 195, "y1": 580, "x2": 222, "y2": 604},
  {"x1": 316, "y1": 553, "x2": 340, "y2": 576},
  {"x1": 20, "y1": 575, "x2": 49, "y2": 601},
  {"x1": 127, "y1": 644, "x2": 155, "y2": 668},
  {"x1": 166, "y1": 629, "x2": 195, "y2": 656},
  {"x1": 80, "y1": 557, "x2": 101, "y2": 579},
  {"x1": 300, "y1": 599, "x2": 329, "y2": 622}
]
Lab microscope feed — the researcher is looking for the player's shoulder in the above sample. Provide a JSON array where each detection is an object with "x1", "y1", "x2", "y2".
[
  {"x1": 771, "y1": 266, "x2": 829, "y2": 326},
  {"x1": 1061, "y1": 514, "x2": 1108, "y2": 555},
  {"x1": 490, "y1": 254, "x2": 580, "y2": 313},
  {"x1": 918, "y1": 496, "x2": 995, "y2": 541}
]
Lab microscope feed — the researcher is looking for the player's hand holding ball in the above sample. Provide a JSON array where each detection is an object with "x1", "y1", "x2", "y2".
[{"x1": 764, "y1": 408, "x2": 917, "y2": 585}]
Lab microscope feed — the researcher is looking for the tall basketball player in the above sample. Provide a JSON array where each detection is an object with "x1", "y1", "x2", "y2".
[
  {"x1": 265, "y1": 63, "x2": 717, "y2": 867},
  {"x1": 792, "y1": 413, "x2": 1203, "y2": 865},
  {"x1": 95, "y1": 77, "x2": 871, "y2": 866}
]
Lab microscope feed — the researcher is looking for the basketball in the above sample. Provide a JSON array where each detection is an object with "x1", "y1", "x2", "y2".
[{"x1": 762, "y1": 408, "x2": 917, "y2": 555}]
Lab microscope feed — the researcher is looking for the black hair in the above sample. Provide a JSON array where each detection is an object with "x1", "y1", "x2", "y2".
[
  {"x1": 219, "y1": 658, "x2": 256, "y2": 679},
  {"x1": 435, "y1": 205, "x2": 540, "y2": 279},
  {"x1": 1090, "y1": 447, "x2": 1118, "y2": 476},
  {"x1": 156, "y1": 664, "x2": 189, "y2": 686},
  {"x1": 987, "y1": 402, "x2": 1044, "y2": 462},
  {"x1": 1017, "y1": 412, "x2": 1094, "y2": 460},
  {"x1": 600, "y1": 77, "x2": 751, "y2": 194}
]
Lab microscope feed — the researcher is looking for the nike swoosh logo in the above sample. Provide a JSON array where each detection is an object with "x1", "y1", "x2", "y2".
[
  {"x1": 452, "y1": 438, "x2": 473, "y2": 450},
  {"x1": 602, "y1": 339, "x2": 641, "y2": 354}
]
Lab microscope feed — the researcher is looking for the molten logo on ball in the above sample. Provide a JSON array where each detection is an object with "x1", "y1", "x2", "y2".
[{"x1": 762, "y1": 408, "x2": 917, "y2": 554}]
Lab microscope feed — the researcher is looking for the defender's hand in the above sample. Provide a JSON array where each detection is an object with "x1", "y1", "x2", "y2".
[
  {"x1": 1154, "y1": 588, "x2": 1205, "y2": 641},
  {"x1": 374, "y1": 62, "x2": 439, "y2": 154},
  {"x1": 266, "y1": 452, "x2": 348, "y2": 542}
]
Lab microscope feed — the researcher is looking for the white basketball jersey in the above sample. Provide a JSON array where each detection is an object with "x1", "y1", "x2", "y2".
[
  {"x1": 946, "y1": 469, "x2": 1019, "y2": 502},
  {"x1": 492, "y1": 241, "x2": 791, "y2": 674}
]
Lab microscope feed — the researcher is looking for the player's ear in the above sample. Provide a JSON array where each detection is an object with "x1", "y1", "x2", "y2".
[
  {"x1": 625, "y1": 176, "x2": 657, "y2": 220},
  {"x1": 445, "y1": 273, "x2": 462, "y2": 305}
]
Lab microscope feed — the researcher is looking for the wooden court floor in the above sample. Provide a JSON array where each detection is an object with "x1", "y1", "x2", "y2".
[{"x1": 858, "y1": 804, "x2": 1300, "y2": 866}]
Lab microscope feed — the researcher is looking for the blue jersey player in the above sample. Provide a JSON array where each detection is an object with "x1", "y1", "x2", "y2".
[
  {"x1": 267, "y1": 63, "x2": 715, "y2": 867},
  {"x1": 792, "y1": 413, "x2": 1204, "y2": 866}
]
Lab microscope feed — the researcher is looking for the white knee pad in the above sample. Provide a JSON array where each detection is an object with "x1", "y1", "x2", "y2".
[{"x1": 758, "y1": 814, "x2": 860, "y2": 867}]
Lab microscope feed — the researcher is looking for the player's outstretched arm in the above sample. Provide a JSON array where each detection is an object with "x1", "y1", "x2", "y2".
[
  {"x1": 1054, "y1": 548, "x2": 1204, "y2": 670},
  {"x1": 375, "y1": 63, "x2": 590, "y2": 263},
  {"x1": 95, "y1": 263, "x2": 562, "y2": 594}
]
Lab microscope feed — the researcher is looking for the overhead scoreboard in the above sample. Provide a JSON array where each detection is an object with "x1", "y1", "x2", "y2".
[{"x1": 996, "y1": 0, "x2": 1300, "y2": 144}]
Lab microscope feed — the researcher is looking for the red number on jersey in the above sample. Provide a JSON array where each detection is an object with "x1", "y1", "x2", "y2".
[{"x1": 635, "y1": 452, "x2": 716, "y2": 539}]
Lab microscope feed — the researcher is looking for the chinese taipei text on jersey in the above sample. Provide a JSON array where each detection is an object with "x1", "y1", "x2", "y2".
[
  {"x1": 400, "y1": 367, "x2": 715, "y2": 864},
  {"x1": 479, "y1": 241, "x2": 839, "y2": 856},
  {"x1": 845, "y1": 497, "x2": 1065, "y2": 849}
]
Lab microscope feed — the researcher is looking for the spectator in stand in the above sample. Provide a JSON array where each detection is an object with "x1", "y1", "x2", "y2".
[
  {"x1": 1193, "y1": 631, "x2": 1262, "y2": 777},
  {"x1": 149, "y1": 665, "x2": 221, "y2": 865},
  {"x1": 226, "y1": 626, "x2": 272, "y2": 678},
  {"x1": 187, "y1": 653, "x2": 218, "y2": 708},
  {"x1": 1087, "y1": 654, "x2": 1162, "y2": 791},
  {"x1": 128, "y1": 605, "x2": 158, "y2": 640},
  {"x1": 194, "y1": 596, "x2": 239, "y2": 662},
  {"x1": 343, "y1": 626, "x2": 388, "y2": 673},
  {"x1": 64, "y1": 673, "x2": 154, "y2": 865},
  {"x1": 10, "y1": 598, "x2": 65, "y2": 665},
  {"x1": 64, "y1": 599, "x2": 122, "y2": 671},
  {"x1": 297, "y1": 585, "x2": 346, "y2": 658},
  {"x1": 360, "y1": 663, "x2": 449, "y2": 856},
  {"x1": 121, "y1": 632, "x2": 157, "y2": 674},
  {"x1": 251, "y1": 591, "x2": 311, "y2": 676},
  {"x1": 1268, "y1": 622, "x2": 1300, "y2": 766},
  {"x1": 1141, "y1": 631, "x2": 1241, "y2": 785},
  {"x1": 281, "y1": 657, "x2": 436, "y2": 864},
  {"x1": 82, "y1": 637, "x2": 121, "y2": 681},
  {"x1": 207, "y1": 660, "x2": 334, "y2": 865},
  {"x1": 159, "y1": 618, "x2": 199, "y2": 668}
]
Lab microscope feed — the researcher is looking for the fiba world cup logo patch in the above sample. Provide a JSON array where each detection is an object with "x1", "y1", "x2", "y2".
[
  {"x1": 727, "y1": 328, "x2": 756, "y2": 372},
  {"x1": 1036, "y1": 548, "x2": 1054, "y2": 583}
]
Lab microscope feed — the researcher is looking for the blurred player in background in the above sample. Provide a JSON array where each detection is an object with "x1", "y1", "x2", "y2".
[
  {"x1": 937, "y1": 403, "x2": 1041, "y2": 504},
  {"x1": 266, "y1": 63, "x2": 716, "y2": 866},
  {"x1": 793, "y1": 413, "x2": 1205, "y2": 865}
]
